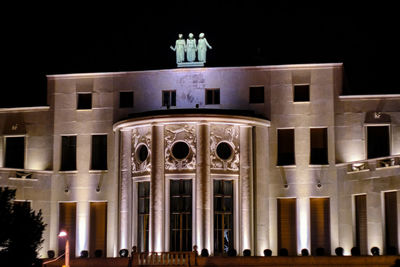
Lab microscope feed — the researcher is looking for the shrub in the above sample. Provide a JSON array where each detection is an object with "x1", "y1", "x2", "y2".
[
  {"x1": 80, "y1": 250, "x2": 88, "y2": 258},
  {"x1": 243, "y1": 249, "x2": 251, "y2": 256},
  {"x1": 301, "y1": 249, "x2": 309, "y2": 256},
  {"x1": 227, "y1": 248, "x2": 237, "y2": 257},
  {"x1": 371, "y1": 246, "x2": 380, "y2": 256},
  {"x1": 263, "y1": 249, "x2": 272, "y2": 256},
  {"x1": 47, "y1": 250, "x2": 55, "y2": 258},
  {"x1": 335, "y1": 247, "x2": 344, "y2": 256},
  {"x1": 200, "y1": 248, "x2": 209, "y2": 257},
  {"x1": 119, "y1": 249, "x2": 128, "y2": 257}
]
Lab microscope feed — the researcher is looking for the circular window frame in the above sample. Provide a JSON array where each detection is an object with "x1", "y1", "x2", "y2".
[
  {"x1": 135, "y1": 143, "x2": 149, "y2": 163},
  {"x1": 171, "y1": 141, "x2": 191, "y2": 161},
  {"x1": 215, "y1": 141, "x2": 234, "y2": 161}
]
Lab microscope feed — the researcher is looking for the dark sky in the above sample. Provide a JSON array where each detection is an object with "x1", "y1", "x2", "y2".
[{"x1": 1, "y1": 2, "x2": 399, "y2": 108}]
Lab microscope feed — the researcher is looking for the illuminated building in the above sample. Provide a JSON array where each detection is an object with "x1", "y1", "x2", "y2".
[{"x1": 0, "y1": 63, "x2": 399, "y2": 257}]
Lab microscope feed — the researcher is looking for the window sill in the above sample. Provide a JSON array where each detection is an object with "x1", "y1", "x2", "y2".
[
  {"x1": 276, "y1": 165, "x2": 296, "y2": 168},
  {"x1": 8, "y1": 177, "x2": 38, "y2": 181},
  {"x1": 89, "y1": 170, "x2": 108, "y2": 173},
  {"x1": 59, "y1": 170, "x2": 78, "y2": 174},
  {"x1": 293, "y1": 101, "x2": 310, "y2": 104},
  {"x1": 308, "y1": 164, "x2": 330, "y2": 168},
  {"x1": 347, "y1": 169, "x2": 370, "y2": 174},
  {"x1": 376, "y1": 165, "x2": 400, "y2": 171}
]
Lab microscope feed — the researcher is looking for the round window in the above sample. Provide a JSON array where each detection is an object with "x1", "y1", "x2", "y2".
[
  {"x1": 216, "y1": 142, "x2": 233, "y2": 160},
  {"x1": 136, "y1": 144, "x2": 149, "y2": 162},
  {"x1": 171, "y1": 141, "x2": 190, "y2": 160}
]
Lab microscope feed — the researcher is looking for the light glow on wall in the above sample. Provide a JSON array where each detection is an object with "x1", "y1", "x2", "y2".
[
  {"x1": 297, "y1": 198, "x2": 310, "y2": 254},
  {"x1": 78, "y1": 216, "x2": 88, "y2": 255}
]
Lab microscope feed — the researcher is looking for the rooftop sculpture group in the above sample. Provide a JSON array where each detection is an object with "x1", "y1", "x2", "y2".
[{"x1": 170, "y1": 33, "x2": 212, "y2": 67}]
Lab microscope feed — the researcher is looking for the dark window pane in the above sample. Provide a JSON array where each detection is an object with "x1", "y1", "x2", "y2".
[
  {"x1": 119, "y1": 92, "x2": 134, "y2": 108},
  {"x1": 5, "y1": 137, "x2": 24, "y2": 169},
  {"x1": 214, "y1": 180, "x2": 233, "y2": 254},
  {"x1": 91, "y1": 135, "x2": 107, "y2": 170},
  {"x1": 170, "y1": 180, "x2": 192, "y2": 251},
  {"x1": 206, "y1": 90, "x2": 213, "y2": 104},
  {"x1": 162, "y1": 91, "x2": 170, "y2": 106},
  {"x1": 214, "y1": 89, "x2": 220, "y2": 104},
  {"x1": 138, "y1": 182, "x2": 150, "y2": 252},
  {"x1": 61, "y1": 136, "x2": 76, "y2": 171},
  {"x1": 77, "y1": 93, "x2": 92, "y2": 109},
  {"x1": 249, "y1": 86, "x2": 264, "y2": 103},
  {"x1": 171, "y1": 91, "x2": 176, "y2": 106},
  {"x1": 367, "y1": 126, "x2": 390, "y2": 159},
  {"x1": 172, "y1": 142, "x2": 189, "y2": 159},
  {"x1": 294, "y1": 85, "x2": 310, "y2": 102},
  {"x1": 310, "y1": 128, "x2": 328, "y2": 165},
  {"x1": 277, "y1": 129, "x2": 295, "y2": 166},
  {"x1": 216, "y1": 142, "x2": 232, "y2": 160}
]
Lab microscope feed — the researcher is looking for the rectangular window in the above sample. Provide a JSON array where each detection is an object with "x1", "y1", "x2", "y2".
[
  {"x1": 277, "y1": 129, "x2": 295, "y2": 166},
  {"x1": 89, "y1": 202, "x2": 107, "y2": 257},
  {"x1": 13, "y1": 200, "x2": 31, "y2": 209},
  {"x1": 77, "y1": 93, "x2": 92, "y2": 110},
  {"x1": 355, "y1": 195, "x2": 368, "y2": 255},
  {"x1": 277, "y1": 198, "x2": 297, "y2": 255},
  {"x1": 214, "y1": 180, "x2": 233, "y2": 255},
  {"x1": 170, "y1": 179, "x2": 192, "y2": 251},
  {"x1": 162, "y1": 90, "x2": 176, "y2": 107},
  {"x1": 205, "y1": 88, "x2": 220, "y2": 105},
  {"x1": 119, "y1": 91, "x2": 134, "y2": 108},
  {"x1": 293, "y1": 84, "x2": 310, "y2": 102},
  {"x1": 384, "y1": 191, "x2": 398, "y2": 254},
  {"x1": 59, "y1": 202, "x2": 76, "y2": 257},
  {"x1": 367, "y1": 126, "x2": 390, "y2": 159},
  {"x1": 138, "y1": 182, "x2": 150, "y2": 253},
  {"x1": 5, "y1": 136, "x2": 25, "y2": 169},
  {"x1": 61, "y1": 136, "x2": 76, "y2": 171},
  {"x1": 310, "y1": 128, "x2": 328, "y2": 165},
  {"x1": 249, "y1": 86, "x2": 264, "y2": 103},
  {"x1": 91, "y1": 135, "x2": 107, "y2": 170},
  {"x1": 310, "y1": 198, "x2": 331, "y2": 255}
]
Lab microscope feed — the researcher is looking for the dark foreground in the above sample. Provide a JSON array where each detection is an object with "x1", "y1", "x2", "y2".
[{"x1": 42, "y1": 255, "x2": 400, "y2": 267}]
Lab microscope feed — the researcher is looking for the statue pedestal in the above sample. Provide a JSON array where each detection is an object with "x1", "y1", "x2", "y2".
[{"x1": 177, "y1": 62, "x2": 204, "y2": 68}]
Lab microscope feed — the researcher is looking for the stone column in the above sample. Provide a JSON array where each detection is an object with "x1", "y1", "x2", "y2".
[
  {"x1": 297, "y1": 197, "x2": 311, "y2": 254},
  {"x1": 196, "y1": 122, "x2": 211, "y2": 252},
  {"x1": 240, "y1": 125, "x2": 253, "y2": 254},
  {"x1": 76, "y1": 201, "x2": 90, "y2": 257},
  {"x1": 119, "y1": 130, "x2": 132, "y2": 250},
  {"x1": 367, "y1": 191, "x2": 383, "y2": 253},
  {"x1": 253, "y1": 126, "x2": 269, "y2": 255},
  {"x1": 150, "y1": 124, "x2": 165, "y2": 252}
]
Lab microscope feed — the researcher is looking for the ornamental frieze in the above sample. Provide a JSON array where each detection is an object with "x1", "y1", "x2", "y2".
[
  {"x1": 131, "y1": 127, "x2": 151, "y2": 173},
  {"x1": 165, "y1": 124, "x2": 196, "y2": 170},
  {"x1": 210, "y1": 124, "x2": 239, "y2": 171}
]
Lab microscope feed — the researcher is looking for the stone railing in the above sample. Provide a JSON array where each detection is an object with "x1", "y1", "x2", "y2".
[
  {"x1": 345, "y1": 155, "x2": 400, "y2": 174},
  {"x1": 131, "y1": 251, "x2": 196, "y2": 266}
]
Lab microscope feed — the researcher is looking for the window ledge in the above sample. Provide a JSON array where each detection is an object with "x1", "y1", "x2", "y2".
[
  {"x1": 293, "y1": 101, "x2": 310, "y2": 104},
  {"x1": 376, "y1": 165, "x2": 400, "y2": 171},
  {"x1": 59, "y1": 170, "x2": 78, "y2": 174},
  {"x1": 89, "y1": 170, "x2": 108, "y2": 173},
  {"x1": 309, "y1": 164, "x2": 330, "y2": 168},
  {"x1": 8, "y1": 177, "x2": 38, "y2": 181},
  {"x1": 276, "y1": 165, "x2": 296, "y2": 168},
  {"x1": 347, "y1": 169, "x2": 370, "y2": 174}
]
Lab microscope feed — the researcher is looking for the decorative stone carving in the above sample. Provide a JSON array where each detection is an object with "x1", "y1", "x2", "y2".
[
  {"x1": 210, "y1": 124, "x2": 239, "y2": 171},
  {"x1": 131, "y1": 127, "x2": 151, "y2": 173},
  {"x1": 165, "y1": 124, "x2": 196, "y2": 170}
]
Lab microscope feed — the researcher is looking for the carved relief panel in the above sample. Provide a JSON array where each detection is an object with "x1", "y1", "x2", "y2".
[
  {"x1": 165, "y1": 124, "x2": 196, "y2": 170},
  {"x1": 131, "y1": 127, "x2": 151, "y2": 174},
  {"x1": 210, "y1": 124, "x2": 240, "y2": 171}
]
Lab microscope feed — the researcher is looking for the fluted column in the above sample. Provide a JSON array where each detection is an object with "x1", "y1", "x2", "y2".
[
  {"x1": 119, "y1": 130, "x2": 132, "y2": 250},
  {"x1": 76, "y1": 201, "x2": 90, "y2": 256},
  {"x1": 297, "y1": 197, "x2": 311, "y2": 254},
  {"x1": 196, "y1": 122, "x2": 211, "y2": 252},
  {"x1": 150, "y1": 124, "x2": 165, "y2": 252},
  {"x1": 240, "y1": 125, "x2": 253, "y2": 254}
]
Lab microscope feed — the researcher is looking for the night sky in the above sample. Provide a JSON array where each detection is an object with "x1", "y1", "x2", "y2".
[{"x1": 1, "y1": 2, "x2": 399, "y2": 108}]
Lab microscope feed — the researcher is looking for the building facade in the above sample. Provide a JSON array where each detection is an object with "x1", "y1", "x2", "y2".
[{"x1": 0, "y1": 63, "x2": 399, "y2": 258}]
